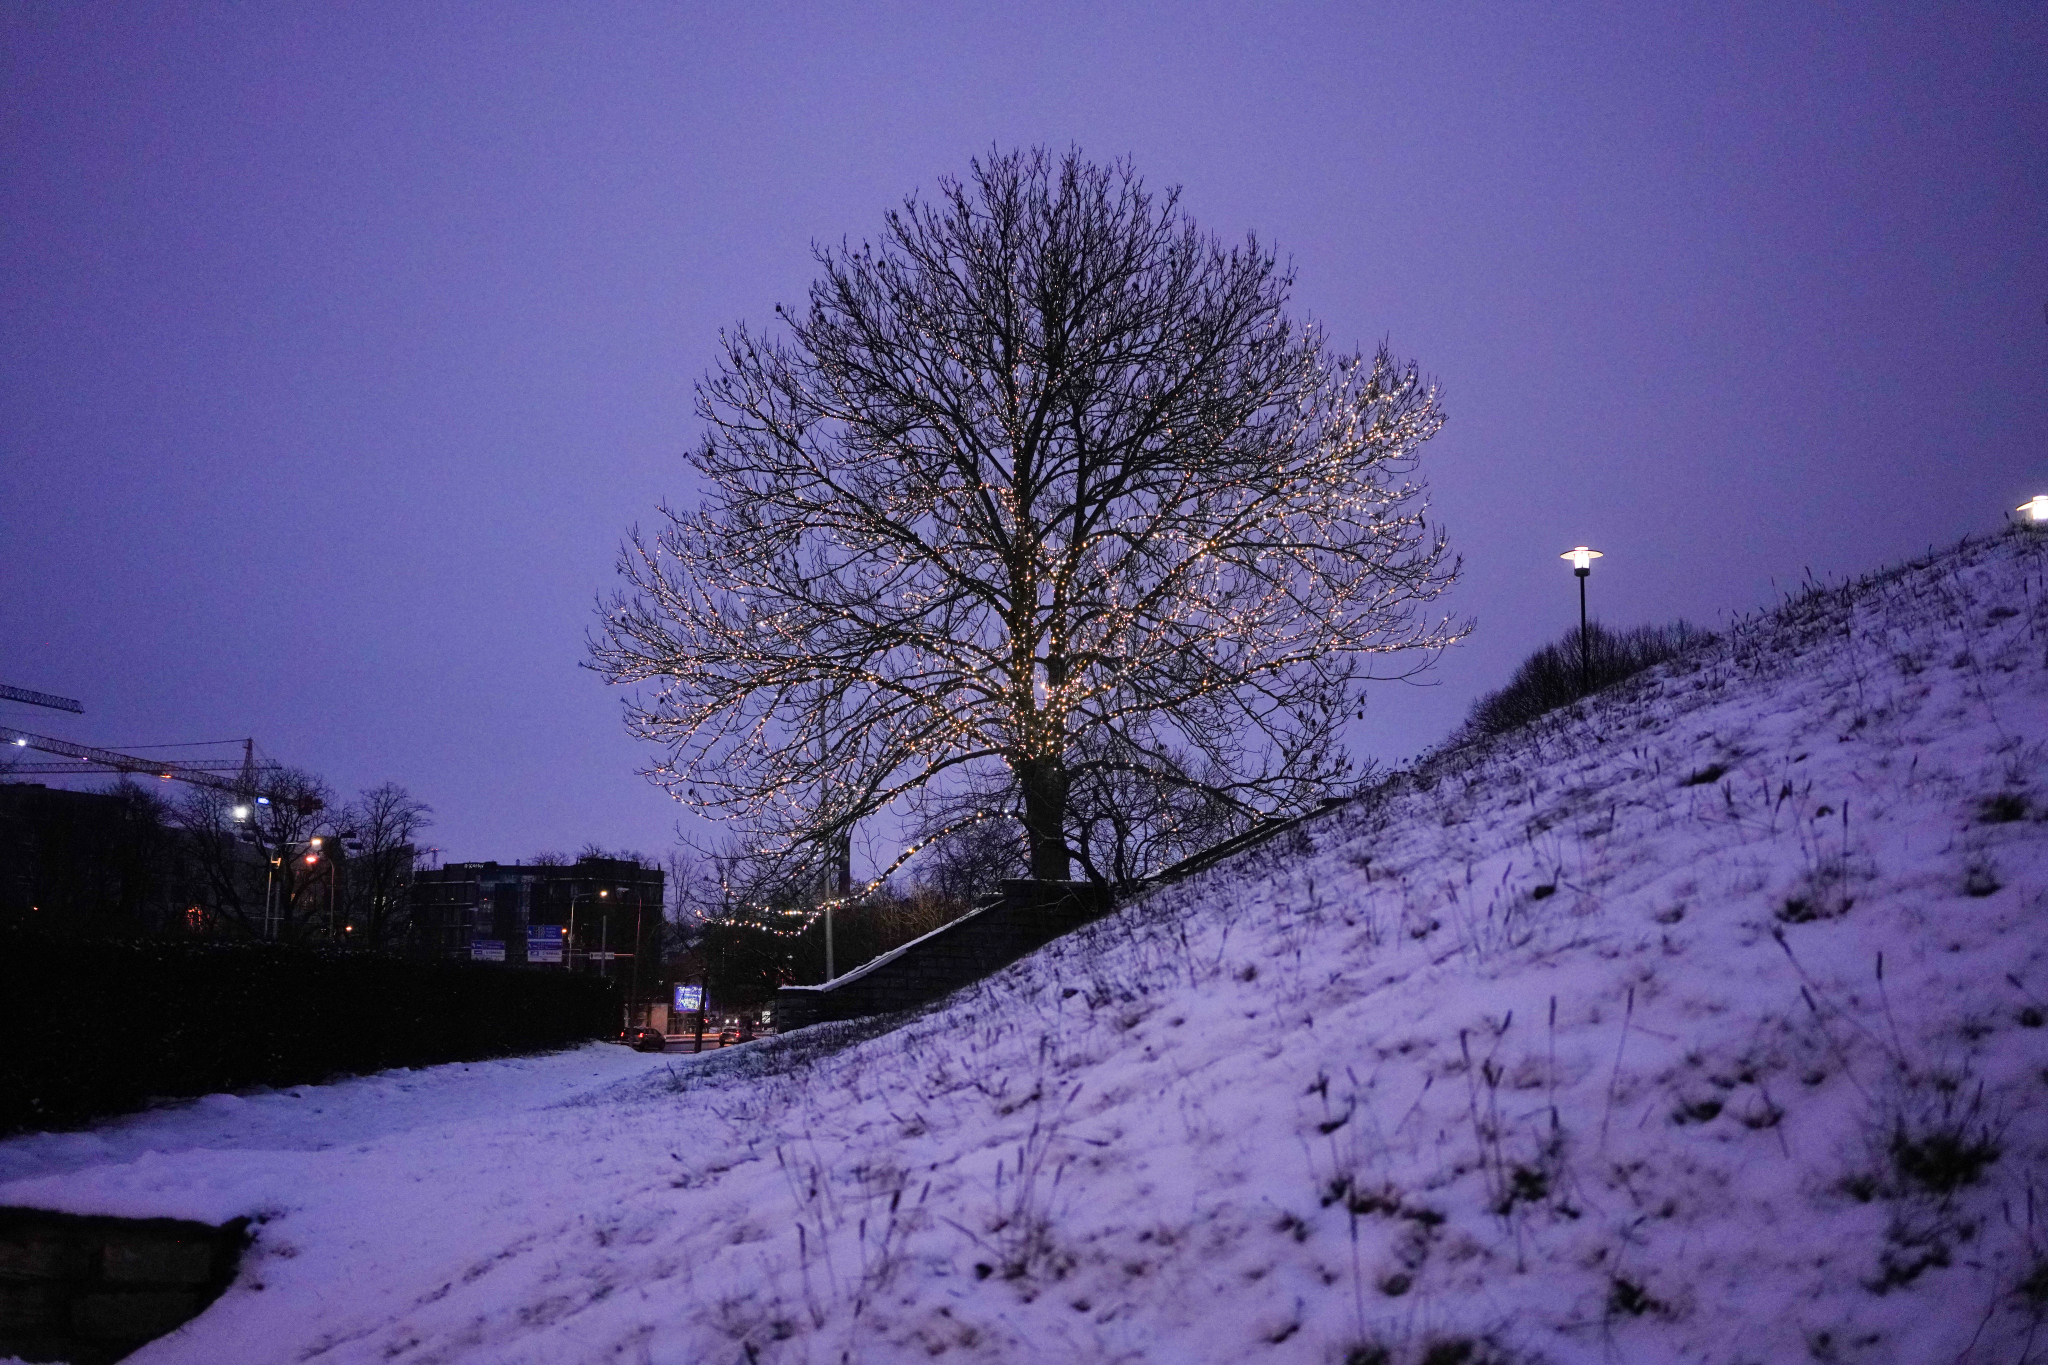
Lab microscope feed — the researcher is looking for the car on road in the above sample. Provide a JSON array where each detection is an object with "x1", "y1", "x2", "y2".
[{"x1": 617, "y1": 1027, "x2": 667, "y2": 1053}]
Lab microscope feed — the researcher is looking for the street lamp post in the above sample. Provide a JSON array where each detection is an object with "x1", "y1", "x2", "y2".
[
  {"x1": 302, "y1": 846, "x2": 323, "y2": 941},
  {"x1": 568, "y1": 887, "x2": 608, "y2": 973},
  {"x1": 302, "y1": 836, "x2": 336, "y2": 942},
  {"x1": 235, "y1": 800, "x2": 324, "y2": 941},
  {"x1": 231, "y1": 803, "x2": 269, "y2": 936},
  {"x1": 693, "y1": 945, "x2": 712, "y2": 1054},
  {"x1": 1560, "y1": 546, "x2": 1603, "y2": 696},
  {"x1": 299, "y1": 836, "x2": 353, "y2": 944},
  {"x1": 629, "y1": 887, "x2": 645, "y2": 1019},
  {"x1": 262, "y1": 838, "x2": 323, "y2": 941}
]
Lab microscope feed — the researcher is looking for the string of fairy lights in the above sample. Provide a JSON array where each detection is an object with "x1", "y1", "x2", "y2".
[
  {"x1": 706, "y1": 806, "x2": 1016, "y2": 936},
  {"x1": 627, "y1": 410, "x2": 1441, "y2": 783},
  {"x1": 590, "y1": 255, "x2": 1462, "y2": 939}
]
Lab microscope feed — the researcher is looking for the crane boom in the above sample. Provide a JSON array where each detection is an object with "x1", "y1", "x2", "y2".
[
  {"x1": 0, "y1": 726, "x2": 272, "y2": 794},
  {"x1": 0, "y1": 683, "x2": 84, "y2": 714},
  {"x1": 5, "y1": 759, "x2": 263, "y2": 774}
]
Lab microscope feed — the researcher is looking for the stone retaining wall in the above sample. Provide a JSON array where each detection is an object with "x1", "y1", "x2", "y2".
[
  {"x1": 774, "y1": 879, "x2": 1112, "y2": 1030},
  {"x1": 0, "y1": 1207, "x2": 247, "y2": 1365}
]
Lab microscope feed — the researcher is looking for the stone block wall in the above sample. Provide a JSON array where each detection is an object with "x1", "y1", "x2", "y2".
[
  {"x1": 775, "y1": 879, "x2": 1112, "y2": 1031},
  {"x1": 0, "y1": 1207, "x2": 247, "y2": 1365}
]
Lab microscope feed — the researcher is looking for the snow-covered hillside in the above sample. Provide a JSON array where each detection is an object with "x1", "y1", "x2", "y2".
[{"x1": 5, "y1": 533, "x2": 2046, "y2": 1365}]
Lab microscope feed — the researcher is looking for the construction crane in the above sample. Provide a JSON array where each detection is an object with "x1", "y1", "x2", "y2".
[
  {"x1": 1, "y1": 683, "x2": 278, "y2": 794},
  {"x1": 0, "y1": 728, "x2": 278, "y2": 795},
  {"x1": 0, "y1": 683, "x2": 83, "y2": 714},
  {"x1": 5, "y1": 756, "x2": 259, "y2": 775}
]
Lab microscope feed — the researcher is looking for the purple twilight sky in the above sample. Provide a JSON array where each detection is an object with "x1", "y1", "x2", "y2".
[{"x1": 4, "y1": 3, "x2": 2044, "y2": 870}]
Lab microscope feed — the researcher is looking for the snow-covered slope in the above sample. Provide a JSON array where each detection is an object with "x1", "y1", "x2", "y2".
[{"x1": 5, "y1": 533, "x2": 2046, "y2": 1365}]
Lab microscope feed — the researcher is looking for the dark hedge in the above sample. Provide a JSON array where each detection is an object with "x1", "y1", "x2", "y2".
[{"x1": 0, "y1": 932, "x2": 618, "y2": 1135}]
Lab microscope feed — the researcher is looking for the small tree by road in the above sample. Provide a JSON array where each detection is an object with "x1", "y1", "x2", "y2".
[
  {"x1": 340, "y1": 781, "x2": 432, "y2": 949},
  {"x1": 594, "y1": 147, "x2": 1463, "y2": 888},
  {"x1": 177, "y1": 767, "x2": 334, "y2": 941}
]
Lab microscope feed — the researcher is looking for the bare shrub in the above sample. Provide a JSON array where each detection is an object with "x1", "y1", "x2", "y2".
[
  {"x1": 1461, "y1": 621, "x2": 1714, "y2": 739},
  {"x1": 1978, "y1": 791, "x2": 2030, "y2": 824},
  {"x1": 1888, "y1": 1088, "x2": 2002, "y2": 1196}
]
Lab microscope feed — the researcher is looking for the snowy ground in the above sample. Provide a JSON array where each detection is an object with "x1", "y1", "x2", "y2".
[{"x1": 5, "y1": 532, "x2": 2047, "y2": 1365}]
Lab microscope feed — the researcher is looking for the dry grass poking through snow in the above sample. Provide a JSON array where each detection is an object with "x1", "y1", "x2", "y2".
[
  {"x1": 573, "y1": 531, "x2": 2048, "y2": 1365},
  {"x1": 659, "y1": 532, "x2": 2048, "y2": 1365},
  {"x1": 9, "y1": 531, "x2": 2047, "y2": 1365}
]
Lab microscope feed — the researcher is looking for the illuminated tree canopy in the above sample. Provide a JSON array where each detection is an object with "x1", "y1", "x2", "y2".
[{"x1": 593, "y1": 147, "x2": 1462, "y2": 888}]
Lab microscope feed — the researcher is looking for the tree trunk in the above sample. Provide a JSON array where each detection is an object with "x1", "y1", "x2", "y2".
[{"x1": 1017, "y1": 757, "x2": 1070, "y2": 881}]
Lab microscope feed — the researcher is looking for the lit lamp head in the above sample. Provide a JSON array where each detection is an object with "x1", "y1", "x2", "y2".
[
  {"x1": 2019, "y1": 495, "x2": 2048, "y2": 528},
  {"x1": 1561, "y1": 546, "x2": 1603, "y2": 578},
  {"x1": 231, "y1": 805, "x2": 250, "y2": 820}
]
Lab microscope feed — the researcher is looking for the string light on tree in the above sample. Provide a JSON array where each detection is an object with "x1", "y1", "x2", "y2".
[{"x1": 594, "y1": 148, "x2": 1467, "y2": 900}]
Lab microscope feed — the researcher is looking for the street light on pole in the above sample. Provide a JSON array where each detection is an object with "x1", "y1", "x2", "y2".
[
  {"x1": 1560, "y1": 546, "x2": 1602, "y2": 696},
  {"x1": 237, "y1": 801, "x2": 318, "y2": 941},
  {"x1": 305, "y1": 837, "x2": 335, "y2": 943},
  {"x1": 629, "y1": 886, "x2": 645, "y2": 1018},
  {"x1": 2019, "y1": 495, "x2": 2048, "y2": 529},
  {"x1": 569, "y1": 887, "x2": 608, "y2": 973}
]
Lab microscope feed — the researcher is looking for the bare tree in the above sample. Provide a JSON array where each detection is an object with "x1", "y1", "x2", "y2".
[
  {"x1": 577, "y1": 841, "x2": 655, "y2": 866},
  {"x1": 176, "y1": 767, "x2": 335, "y2": 941},
  {"x1": 1064, "y1": 734, "x2": 1244, "y2": 889},
  {"x1": 594, "y1": 147, "x2": 1462, "y2": 887},
  {"x1": 340, "y1": 781, "x2": 432, "y2": 949},
  {"x1": 905, "y1": 815, "x2": 1026, "y2": 907}
]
